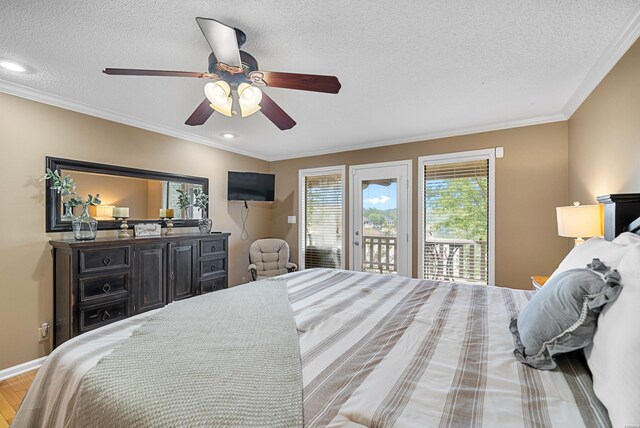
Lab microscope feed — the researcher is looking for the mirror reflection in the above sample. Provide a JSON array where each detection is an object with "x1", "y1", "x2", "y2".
[{"x1": 59, "y1": 170, "x2": 205, "y2": 222}]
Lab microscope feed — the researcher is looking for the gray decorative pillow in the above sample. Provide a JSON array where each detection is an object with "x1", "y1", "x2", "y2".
[{"x1": 510, "y1": 259, "x2": 622, "y2": 370}]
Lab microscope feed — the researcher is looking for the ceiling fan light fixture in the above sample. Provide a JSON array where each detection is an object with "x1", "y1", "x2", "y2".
[
  {"x1": 204, "y1": 81, "x2": 232, "y2": 116},
  {"x1": 238, "y1": 83, "x2": 262, "y2": 117}
]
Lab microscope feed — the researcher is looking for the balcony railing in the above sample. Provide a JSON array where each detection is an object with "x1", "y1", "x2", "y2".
[
  {"x1": 359, "y1": 236, "x2": 488, "y2": 283},
  {"x1": 423, "y1": 239, "x2": 488, "y2": 284},
  {"x1": 362, "y1": 235, "x2": 397, "y2": 274}
]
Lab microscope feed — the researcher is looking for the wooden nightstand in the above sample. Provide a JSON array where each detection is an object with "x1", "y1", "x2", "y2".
[{"x1": 531, "y1": 275, "x2": 550, "y2": 291}]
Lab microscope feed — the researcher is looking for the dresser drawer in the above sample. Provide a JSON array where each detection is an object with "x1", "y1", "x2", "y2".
[
  {"x1": 200, "y1": 238, "x2": 227, "y2": 257},
  {"x1": 79, "y1": 247, "x2": 130, "y2": 274},
  {"x1": 201, "y1": 276, "x2": 227, "y2": 294},
  {"x1": 200, "y1": 257, "x2": 226, "y2": 278},
  {"x1": 79, "y1": 273, "x2": 129, "y2": 302},
  {"x1": 79, "y1": 299, "x2": 129, "y2": 332}
]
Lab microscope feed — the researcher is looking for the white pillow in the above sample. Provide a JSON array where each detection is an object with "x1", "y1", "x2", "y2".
[
  {"x1": 612, "y1": 231, "x2": 640, "y2": 246},
  {"x1": 585, "y1": 244, "x2": 640, "y2": 428},
  {"x1": 549, "y1": 237, "x2": 630, "y2": 280}
]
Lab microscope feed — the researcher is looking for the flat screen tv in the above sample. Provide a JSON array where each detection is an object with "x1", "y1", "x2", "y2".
[{"x1": 227, "y1": 171, "x2": 275, "y2": 201}]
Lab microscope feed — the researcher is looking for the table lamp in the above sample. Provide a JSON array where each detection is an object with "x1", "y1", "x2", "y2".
[
  {"x1": 95, "y1": 205, "x2": 115, "y2": 219},
  {"x1": 556, "y1": 202, "x2": 601, "y2": 246}
]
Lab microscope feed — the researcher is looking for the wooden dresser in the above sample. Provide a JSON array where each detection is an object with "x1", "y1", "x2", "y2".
[{"x1": 50, "y1": 232, "x2": 230, "y2": 347}]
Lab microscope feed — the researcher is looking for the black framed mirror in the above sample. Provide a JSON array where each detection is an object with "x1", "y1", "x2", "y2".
[{"x1": 46, "y1": 157, "x2": 209, "y2": 232}]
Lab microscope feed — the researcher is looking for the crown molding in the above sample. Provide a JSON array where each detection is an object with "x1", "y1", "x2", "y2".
[
  {"x1": 266, "y1": 113, "x2": 567, "y2": 161},
  {"x1": 0, "y1": 78, "x2": 567, "y2": 162},
  {"x1": 562, "y1": 7, "x2": 640, "y2": 118},
  {"x1": 0, "y1": 79, "x2": 270, "y2": 161}
]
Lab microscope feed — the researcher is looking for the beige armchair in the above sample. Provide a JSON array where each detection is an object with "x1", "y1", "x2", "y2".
[{"x1": 248, "y1": 238, "x2": 297, "y2": 281}]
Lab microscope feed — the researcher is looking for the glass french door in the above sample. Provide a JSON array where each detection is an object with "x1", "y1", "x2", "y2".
[{"x1": 350, "y1": 161, "x2": 411, "y2": 276}]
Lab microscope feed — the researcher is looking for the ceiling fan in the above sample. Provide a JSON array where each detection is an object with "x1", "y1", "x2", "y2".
[{"x1": 103, "y1": 17, "x2": 342, "y2": 131}]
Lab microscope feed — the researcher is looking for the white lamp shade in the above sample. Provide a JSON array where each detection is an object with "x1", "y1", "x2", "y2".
[
  {"x1": 556, "y1": 203, "x2": 601, "y2": 238},
  {"x1": 238, "y1": 83, "x2": 262, "y2": 117},
  {"x1": 204, "y1": 81, "x2": 232, "y2": 116},
  {"x1": 95, "y1": 205, "x2": 114, "y2": 219}
]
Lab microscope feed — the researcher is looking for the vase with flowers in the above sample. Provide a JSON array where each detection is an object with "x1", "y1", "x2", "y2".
[
  {"x1": 42, "y1": 168, "x2": 102, "y2": 240},
  {"x1": 176, "y1": 189, "x2": 191, "y2": 219},
  {"x1": 41, "y1": 168, "x2": 80, "y2": 221},
  {"x1": 193, "y1": 188, "x2": 212, "y2": 234},
  {"x1": 69, "y1": 193, "x2": 102, "y2": 240}
]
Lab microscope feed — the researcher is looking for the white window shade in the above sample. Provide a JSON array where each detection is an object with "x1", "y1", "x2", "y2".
[
  {"x1": 300, "y1": 169, "x2": 344, "y2": 269},
  {"x1": 422, "y1": 158, "x2": 491, "y2": 284}
]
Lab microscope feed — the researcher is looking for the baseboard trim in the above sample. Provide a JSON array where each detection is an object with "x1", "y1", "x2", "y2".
[{"x1": 0, "y1": 357, "x2": 47, "y2": 382}]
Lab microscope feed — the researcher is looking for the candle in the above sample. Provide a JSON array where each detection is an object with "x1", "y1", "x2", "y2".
[
  {"x1": 95, "y1": 205, "x2": 115, "y2": 219},
  {"x1": 159, "y1": 208, "x2": 174, "y2": 218},
  {"x1": 113, "y1": 207, "x2": 129, "y2": 218}
]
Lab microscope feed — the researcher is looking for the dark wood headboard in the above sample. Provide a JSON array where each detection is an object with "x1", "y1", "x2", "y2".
[{"x1": 597, "y1": 193, "x2": 640, "y2": 240}]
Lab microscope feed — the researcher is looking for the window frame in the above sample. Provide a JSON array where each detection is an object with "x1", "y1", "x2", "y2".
[
  {"x1": 298, "y1": 165, "x2": 346, "y2": 270},
  {"x1": 418, "y1": 149, "x2": 496, "y2": 284}
]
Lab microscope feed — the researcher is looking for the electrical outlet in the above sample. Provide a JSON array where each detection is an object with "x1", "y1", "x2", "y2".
[
  {"x1": 38, "y1": 322, "x2": 50, "y2": 342},
  {"x1": 241, "y1": 276, "x2": 247, "y2": 283}
]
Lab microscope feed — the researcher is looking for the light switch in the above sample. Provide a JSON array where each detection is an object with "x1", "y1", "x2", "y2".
[
  {"x1": 288, "y1": 216, "x2": 296, "y2": 224},
  {"x1": 496, "y1": 147, "x2": 504, "y2": 158}
]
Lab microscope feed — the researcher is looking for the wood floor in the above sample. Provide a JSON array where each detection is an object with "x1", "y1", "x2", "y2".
[{"x1": 0, "y1": 370, "x2": 36, "y2": 427}]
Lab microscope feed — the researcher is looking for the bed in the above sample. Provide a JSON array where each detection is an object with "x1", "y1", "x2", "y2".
[{"x1": 12, "y1": 194, "x2": 640, "y2": 427}]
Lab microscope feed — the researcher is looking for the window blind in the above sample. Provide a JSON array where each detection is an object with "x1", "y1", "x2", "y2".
[
  {"x1": 302, "y1": 173, "x2": 343, "y2": 269},
  {"x1": 423, "y1": 159, "x2": 489, "y2": 284}
]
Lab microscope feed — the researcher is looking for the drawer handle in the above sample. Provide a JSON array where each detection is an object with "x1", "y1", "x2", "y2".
[
  {"x1": 102, "y1": 283, "x2": 111, "y2": 293},
  {"x1": 103, "y1": 257, "x2": 112, "y2": 266},
  {"x1": 100, "y1": 310, "x2": 111, "y2": 322},
  {"x1": 210, "y1": 265, "x2": 218, "y2": 272},
  {"x1": 211, "y1": 245, "x2": 216, "y2": 252}
]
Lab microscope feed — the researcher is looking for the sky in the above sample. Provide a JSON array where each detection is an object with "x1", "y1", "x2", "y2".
[{"x1": 363, "y1": 182, "x2": 397, "y2": 211}]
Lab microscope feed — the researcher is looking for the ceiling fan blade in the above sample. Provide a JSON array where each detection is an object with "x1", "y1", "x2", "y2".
[
  {"x1": 103, "y1": 68, "x2": 219, "y2": 79},
  {"x1": 249, "y1": 71, "x2": 341, "y2": 94},
  {"x1": 185, "y1": 98, "x2": 214, "y2": 126},
  {"x1": 196, "y1": 17, "x2": 242, "y2": 70},
  {"x1": 259, "y1": 92, "x2": 296, "y2": 130}
]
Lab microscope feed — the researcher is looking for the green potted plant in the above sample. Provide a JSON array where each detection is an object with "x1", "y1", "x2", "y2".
[
  {"x1": 193, "y1": 188, "x2": 212, "y2": 233},
  {"x1": 69, "y1": 193, "x2": 102, "y2": 240},
  {"x1": 176, "y1": 189, "x2": 191, "y2": 219},
  {"x1": 41, "y1": 168, "x2": 79, "y2": 220},
  {"x1": 42, "y1": 168, "x2": 102, "y2": 240}
]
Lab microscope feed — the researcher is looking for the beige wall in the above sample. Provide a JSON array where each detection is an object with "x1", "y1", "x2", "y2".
[
  {"x1": 0, "y1": 92, "x2": 271, "y2": 370},
  {"x1": 146, "y1": 180, "x2": 164, "y2": 219},
  {"x1": 569, "y1": 39, "x2": 640, "y2": 203},
  {"x1": 270, "y1": 122, "x2": 570, "y2": 290},
  {"x1": 71, "y1": 171, "x2": 152, "y2": 219}
]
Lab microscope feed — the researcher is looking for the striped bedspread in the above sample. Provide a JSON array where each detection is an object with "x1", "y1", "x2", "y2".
[{"x1": 13, "y1": 268, "x2": 610, "y2": 427}]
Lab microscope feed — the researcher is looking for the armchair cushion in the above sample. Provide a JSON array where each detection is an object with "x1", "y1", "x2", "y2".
[{"x1": 249, "y1": 239, "x2": 295, "y2": 280}]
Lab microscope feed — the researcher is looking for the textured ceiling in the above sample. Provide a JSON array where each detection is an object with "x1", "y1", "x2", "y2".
[{"x1": 1, "y1": 1, "x2": 639, "y2": 160}]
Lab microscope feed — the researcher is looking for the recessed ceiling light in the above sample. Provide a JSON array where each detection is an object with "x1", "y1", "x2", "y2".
[
  {"x1": 221, "y1": 133, "x2": 236, "y2": 139},
  {"x1": 0, "y1": 60, "x2": 27, "y2": 73}
]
